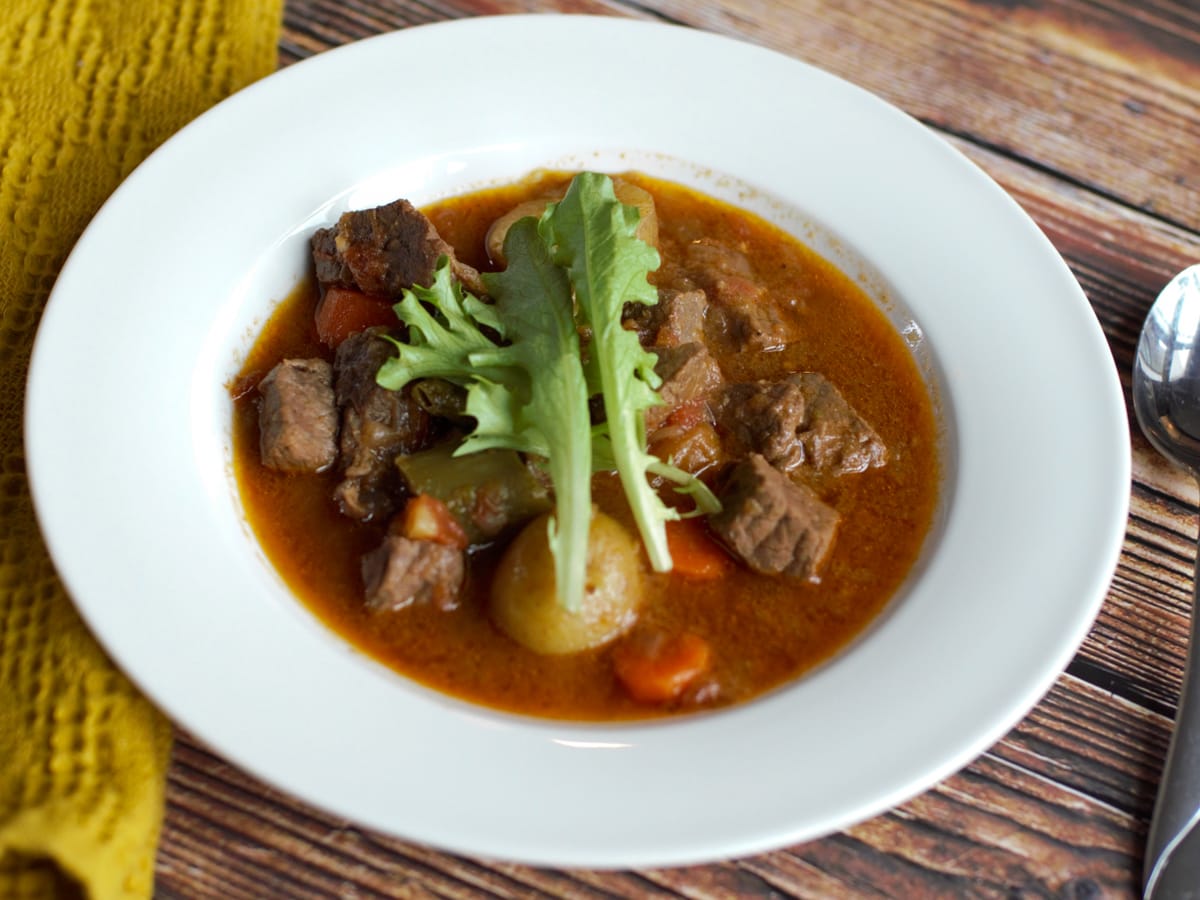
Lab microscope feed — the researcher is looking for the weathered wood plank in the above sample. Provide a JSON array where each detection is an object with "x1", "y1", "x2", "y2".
[
  {"x1": 1087, "y1": 489, "x2": 1195, "y2": 711},
  {"x1": 710, "y1": 744, "x2": 1139, "y2": 897},
  {"x1": 992, "y1": 675, "x2": 1165, "y2": 817},
  {"x1": 883, "y1": 759, "x2": 1137, "y2": 895},
  {"x1": 279, "y1": 0, "x2": 448, "y2": 62}
]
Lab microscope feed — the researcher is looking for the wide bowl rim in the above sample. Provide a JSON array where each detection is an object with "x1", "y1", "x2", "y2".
[{"x1": 25, "y1": 14, "x2": 1130, "y2": 867}]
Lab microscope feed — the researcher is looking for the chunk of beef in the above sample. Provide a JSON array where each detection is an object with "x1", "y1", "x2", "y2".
[
  {"x1": 312, "y1": 198, "x2": 484, "y2": 297},
  {"x1": 334, "y1": 329, "x2": 433, "y2": 522},
  {"x1": 361, "y1": 535, "x2": 464, "y2": 612},
  {"x1": 645, "y1": 342, "x2": 723, "y2": 432},
  {"x1": 648, "y1": 419, "x2": 723, "y2": 476},
  {"x1": 686, "y1": 239, "x2": 756, "y2": 281},
  {"x1": 709, "y1": 287, "x2": 791, "y2": 351},
  {"x1": 310, "y1": 228, "x2": 353, "y2": 287},
  {"x1": 709, "y1": 454, "x2": 839, "y2": 581},
  {"x1": 654, "y1": 289, "x2": 708, "y2": 347},
  {"x1": 683, "y1": 240, "x2": 792, "y2": 350},
  {"x1": 334, "y1": 327, "x2": 396, "y2": 409},
  {"x1": 624, "y1": 288, "x2": 709, "y2": 348},
  {"x1": 716, "y1": 373, "x2": 888, "y2": 477},
  {"x1": 258, "y1": 359, "x2": 338, "y2": 473}
]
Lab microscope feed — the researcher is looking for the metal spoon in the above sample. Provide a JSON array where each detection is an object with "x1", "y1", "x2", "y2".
[{"x1": 1133, "y1": 264, "x2": 1200, "y2": 899}]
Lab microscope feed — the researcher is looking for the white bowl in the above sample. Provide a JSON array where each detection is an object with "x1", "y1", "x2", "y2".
[{"x1": 25, "y1": 15, "x2": 1130, "y2": 867}]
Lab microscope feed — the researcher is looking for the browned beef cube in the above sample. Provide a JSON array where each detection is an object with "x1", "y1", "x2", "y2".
[
  {"x1": 333, "y1": 327, "x2": 396, "y2": 410},
  {"x1": 716, "y1": 373, "x2": 888, "y2": 477},
  {"x1": 333, "y1": 329, "x2": 433, "y2": 522},
  {"x1": 312, "y1": 198, "x2": 484, "y2": 297},
  {"x1": 653, "y1": 289, "x2": 709, "y2": 347},
  {"x1": 310, "y1": 228, "x2": 352, "y2": 287},
  {"x1": 708, "y1": 279, "x2": 791, "y2": 351},
  {"x1": 709, "y1": 454, "x2": 839, "y2": 581},
  {"x1": 685, "y1": 239, "x2": 755, "y2": 281},
  {"x1": 624, "y1": 288, "x2": 709, "y2": 348},
  {"x1": 258, "y1": 359, "x2": 337, "y2": 473},
  {"x1": 361, "y1": 535, "x2": 465, "y2": 612},
  {"x1": 679, "y1": 240, "x2": 792, "y2": 350},
  {"x1": 645, "y1": 342, "x2": 723, "y2": 432}
]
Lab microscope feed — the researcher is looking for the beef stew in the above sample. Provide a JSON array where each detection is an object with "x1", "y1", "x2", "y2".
[{"x1": 231, "y1": 171, "x2": 940, "y2": 720}]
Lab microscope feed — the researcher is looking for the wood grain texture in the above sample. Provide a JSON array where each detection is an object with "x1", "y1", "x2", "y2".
[{"x1": 155, "y1": 0, "x2": 1200, "y2": 895}]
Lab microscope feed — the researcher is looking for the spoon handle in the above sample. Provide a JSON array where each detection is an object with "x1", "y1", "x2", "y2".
[{"x1": 1145, "y1": 529, "x2": 1200, "y2": 899}]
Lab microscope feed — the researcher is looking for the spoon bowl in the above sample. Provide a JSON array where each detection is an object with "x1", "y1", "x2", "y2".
[
  {"x1": 1134, "y1": 266, "x2": 1200, "y2": 472},
  {"x1": 1132, "y1": 263, "x2": 1200, "y2": 899}
]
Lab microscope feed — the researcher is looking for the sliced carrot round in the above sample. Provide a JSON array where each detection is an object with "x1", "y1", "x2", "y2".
[
  {"x1": 665, "y1": 517, "x2": 735, "y2": 580},
  {"x1": 613, "y1": 632, "x2": 711, "y2": 704}
]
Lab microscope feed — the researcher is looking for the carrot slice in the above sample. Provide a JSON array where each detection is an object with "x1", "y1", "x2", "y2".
[
  {"x1": 613, "y1": 633, "x2": 711, "y2": 704},
  {"x1": 315, "y1": 286, "x2": 396, "y2": 347},
  {"x1": 665, "y1": 517, "x2": 734, "y2": 580},
  {"x1": 400, "y1": 494, "x2": 469, "y2": 549}
]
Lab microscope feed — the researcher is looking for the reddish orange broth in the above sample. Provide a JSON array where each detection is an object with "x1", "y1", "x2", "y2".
[{"x1": 231, "y1": 172, "x2": 940, "y2": 720}]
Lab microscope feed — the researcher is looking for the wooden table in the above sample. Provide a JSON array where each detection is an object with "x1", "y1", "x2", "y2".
[{"x1": 155, "y1": 1, "x2": 1200, "y2": 895}]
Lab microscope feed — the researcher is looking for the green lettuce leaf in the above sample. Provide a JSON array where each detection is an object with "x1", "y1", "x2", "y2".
[
  {"x1": 477, "y1": 218, "x2": 592, "y2": 611},
  {"x1": 377, "y1": 230, "x2": 592, "y2": 612},
  {"x1": 540, "y1": 173, "x2": 679, "y2": 571},
  {"x1": 376, "y1": 173, "x2": 722, "y2": 611},
  {"x1": 376, "y1": 258, "x2": 507, "y2": 389}
]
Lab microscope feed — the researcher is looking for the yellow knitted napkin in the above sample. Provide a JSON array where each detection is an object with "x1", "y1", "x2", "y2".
[{"x1": 1, "y1": 1, "x2": 282, "y2": 897}]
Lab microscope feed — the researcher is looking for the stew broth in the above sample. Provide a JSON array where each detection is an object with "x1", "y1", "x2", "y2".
[{"x1": 232, "y1": 172, "x2": 940, "y2": 720}]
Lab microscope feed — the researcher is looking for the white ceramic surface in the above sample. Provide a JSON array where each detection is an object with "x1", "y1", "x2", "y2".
[{"x1": 25, "y1": 15, "x2": 1130, "y2": 867}]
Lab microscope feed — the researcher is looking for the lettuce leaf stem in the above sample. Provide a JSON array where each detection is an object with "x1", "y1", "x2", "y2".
[
  {"x1": 542, "y1": 173, "x2": 678, "y2": 572},
  {"x1": 378, "y1": 173, "x2": 722, "y2": 609},
  {"x1": 478, "y1": 218, "x2": 592, "y2": 612}
]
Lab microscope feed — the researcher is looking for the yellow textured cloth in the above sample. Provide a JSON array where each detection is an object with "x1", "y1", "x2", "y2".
[{"x1": 0, "y1": 1, "x2": 283, "y2": 897}]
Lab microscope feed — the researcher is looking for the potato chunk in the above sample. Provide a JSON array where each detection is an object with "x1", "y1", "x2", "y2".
[{"x1": 491, "y1": 511, "x2": 644, "y2": 654}]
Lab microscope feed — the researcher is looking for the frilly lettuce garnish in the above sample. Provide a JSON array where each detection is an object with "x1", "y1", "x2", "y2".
[{"x1": 377, "y1": 173, "x2": 718, "y2": 611}]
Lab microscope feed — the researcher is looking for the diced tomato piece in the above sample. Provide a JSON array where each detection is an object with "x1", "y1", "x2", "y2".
[
  {"x1": 400, "y1": 494, "x2": 469, "y2": 549},
  {"x1": 613, "y1": 632, "x2": 712, "y2": 704},
  {"x1": 662, "y1": 398, "x2": 708, "y2": 431},
  {"x1": 315, "y1": 286, "x2": 396, "y2": 347}
]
